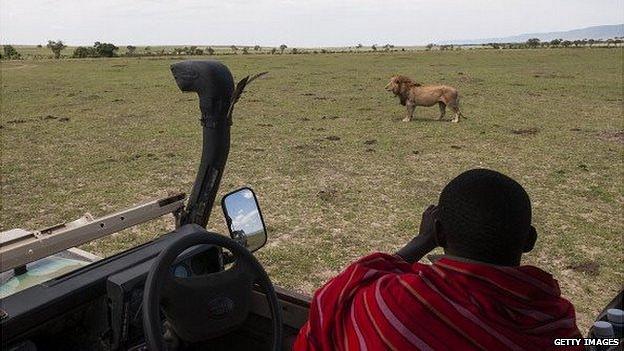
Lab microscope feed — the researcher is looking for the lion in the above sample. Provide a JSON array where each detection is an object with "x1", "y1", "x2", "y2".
[{"x1": 385, "y1": 75, "x2": 465, "y2": 123}]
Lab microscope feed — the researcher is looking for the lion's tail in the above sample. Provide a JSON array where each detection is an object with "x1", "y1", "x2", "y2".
[{"x1": 456, "y1": 93, "x2": 467, "y2": 119}]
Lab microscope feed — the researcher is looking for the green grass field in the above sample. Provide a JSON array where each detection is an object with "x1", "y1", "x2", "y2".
[{"x1": 1, "y1": 49, "x2": 622, "y2": 330}]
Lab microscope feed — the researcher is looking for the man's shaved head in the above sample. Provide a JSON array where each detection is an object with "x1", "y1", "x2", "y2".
[{"x1": 436, "y1": 169, "x2": 536, "y2": 266}]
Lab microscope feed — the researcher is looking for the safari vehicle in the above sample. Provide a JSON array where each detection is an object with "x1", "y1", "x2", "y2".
[{"x1": 0, "y1": 61, "x2": 621, "y2": 351}]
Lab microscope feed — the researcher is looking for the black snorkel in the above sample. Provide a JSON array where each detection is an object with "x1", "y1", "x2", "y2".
[
  {"x1": 170, "y1": 60, "x2": 266, "y2": 228},
  {"x1": 171, "y1": 61, "x2": 234, "y2": 227}
]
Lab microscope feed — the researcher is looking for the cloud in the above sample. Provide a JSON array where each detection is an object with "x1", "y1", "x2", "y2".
[
  {"x1": 2, "y1": 0, "x2": 621, "y2": 46},
  {"x1": 232, "y1": 209, "x2": 262, "y2": 232},
  {"x1": 241, "y1": 189, "x2": 254, "y2": 199}
]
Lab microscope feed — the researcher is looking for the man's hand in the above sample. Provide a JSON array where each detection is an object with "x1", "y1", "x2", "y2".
[
  {"x1": 396, "y1": 205, "x2": 440, "y2": 263},
  {"x1": 418, "y1": 205, "x2": 439, "y2": 250}
]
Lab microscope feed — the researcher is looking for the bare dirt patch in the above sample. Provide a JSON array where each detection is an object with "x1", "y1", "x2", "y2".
[
  {"x1": 511, "y1": 127, "x2": 540, "y2": 135},
  {"x1": 457, "y1": 74, "x2": 484, "y2": 84},
  {"x1": 567, "y1": 261, "x2": 600, "y2": 275},
  {"x1": 317, "y1": 189, "x2": 338, "y2": 202},
  {"x1": 7, "y1": 119, "x2": 28, "y2": 124},
  {"x1": 598, "y1": 130, "x2": 624, "y2": 144},
  {"x1": 532, "y1": 71, "x2": 576, "y2": 79}
]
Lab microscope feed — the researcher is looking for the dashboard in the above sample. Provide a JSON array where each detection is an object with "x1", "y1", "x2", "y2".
[
  {"x1": 107, "y1": 245, "x2": 222, "y2": 349},
  {"x1": 0, "y1": 225, "x2": 223, "y2": 350}
]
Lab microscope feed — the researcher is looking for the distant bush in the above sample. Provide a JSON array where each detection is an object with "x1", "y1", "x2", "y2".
[
  {"x1": 72, "y1": 42, "x2": 118, "y2": 58},
  {"x1": 526, "y1": 38, "x2": 540, "y2": 48},
  {"x1": 2, "y1": 45, "x2": 22, "y2": 59},
  {"x1": 47, "y1": 40, "x2": 67, "y2": 59},
  {"x1": 126, "y1": 45, "x2": 137, "y2": 56},
  {"x1": 206, "y1": 47, "x2": 215, "y2": 55},
  {"x1": 72, "y1": 46, "x2": 97, "y2": 58},
  {"x1": 94, "y1": 42, "x2": 118, "y2": 57}
]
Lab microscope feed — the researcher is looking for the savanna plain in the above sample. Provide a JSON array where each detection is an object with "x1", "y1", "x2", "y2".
[{"x1": 1, "y1": 48, "x2": 622, "y2": 330}]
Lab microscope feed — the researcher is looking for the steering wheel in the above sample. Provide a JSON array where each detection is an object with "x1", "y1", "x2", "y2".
[{"x1": 143, "y1": 224, "x2": 283, "y2": 350}]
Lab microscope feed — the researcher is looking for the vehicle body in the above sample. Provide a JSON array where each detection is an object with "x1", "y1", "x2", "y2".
[
  {"x1": 0, "y1": 61, "x2": 306, "y2": 351},
  {"x1": 0, "y1": 60, "x2": 621, "y2": 351}
]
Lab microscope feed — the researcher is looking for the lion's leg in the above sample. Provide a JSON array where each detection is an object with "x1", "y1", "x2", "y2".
[
  {"x1": 451, "y1": 108, "x2": 460, "y2": 123},
  {"x1": 449, "y1": 101, "x2": 461, "y2": 123},
  {"x1": 403, "y1": 104, "x2": 415, "y2": 122},
  {"x1": 438, "y1": 102, "x2": 446, "y2": 120}
]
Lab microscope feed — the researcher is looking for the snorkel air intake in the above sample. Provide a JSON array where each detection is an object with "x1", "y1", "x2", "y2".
[
  {"x1": 171, "y1": 61, "x2": 234, "y2": 227},
  {"x1": 170, "y1": 60, "x2": 267, "y2": 228}
]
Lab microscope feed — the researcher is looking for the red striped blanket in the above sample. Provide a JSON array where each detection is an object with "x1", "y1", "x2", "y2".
[{"x1": 294, "y1": 253, "x2": 582, "y2": 351}]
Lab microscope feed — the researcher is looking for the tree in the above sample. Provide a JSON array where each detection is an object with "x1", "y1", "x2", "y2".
[
  {"x1": 94, "y1": 42, "x2": 118, "y2": 57},
  {"x1": 206, "y1": 46, "x2": 215, "y2": 55},
  {"x1": 371, "y1": 44, "x2": 377, "y2": 51},
  {"x1": 291, "y1": 48, "x2": 299, "y2": 54},
  {"x1": 254, "y1": 45, "x2": 261, "y2": 51},
  {"x1": 279, "y1": 44, "x2": 287, "y2": 54},
  {"x1": 561, "y1": 40, "x2": 572, "y2": 48},
  {"x1": 242, "y1": 47, "x2": 249, "y2": 55},
  {"x1": 356, "y1": 43, "x2": 363, "y2": 49},
  {"x1": 549, "y1": 38, "x2": 562, "y2": 47},
  {"x1": 587, "y1": 39, "x2": 596, "y2": 48},
  {"x1": 72, "y1": 46, "x2": 97, "y2": 58},
  {"x1": 425, "y1": 43, "x2": 435, "y2": 50},
  {"x1": 526, "y1": 38, "x2": 540, "y2": 48},
  {"x1": 230, "y1": 45, "x2": 238, "y2": 53},
  {"x1": 47, "y1": 40, "x2": 67, "y2": 59},
  {"x1": 144, "y1": 46, "x2": 151, "y2": 53},
  {"x1": 2, "y1": 45, "x2": 21, "y2": 59},
  {"x1": 126, "y1": 45, "x2": 137, "y2": 56},
  {"x1": 270, "y1": 47, "x2": 277, "y2": 54}
]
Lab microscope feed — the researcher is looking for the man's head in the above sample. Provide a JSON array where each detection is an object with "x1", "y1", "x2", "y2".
[{"x1": 434, "y1": 169, "x2": 537, "y2": 266}]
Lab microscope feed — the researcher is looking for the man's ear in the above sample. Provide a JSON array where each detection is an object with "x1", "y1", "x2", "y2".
[
  {"x1": 522, "y1": 225, "x2": 537, "y2": 253},
  {"x1": 434, "y1": 219, "x2": 446, "y2": 248}
]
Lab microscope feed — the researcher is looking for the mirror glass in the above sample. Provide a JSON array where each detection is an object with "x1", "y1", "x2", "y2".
[{"x1": 221, "y1": 188, "x2": 267, "y2": 252}]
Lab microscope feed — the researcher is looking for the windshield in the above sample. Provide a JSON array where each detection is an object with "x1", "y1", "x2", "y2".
[{"x1": 0, "y1": 252, "x2": 91, "y2": 298}]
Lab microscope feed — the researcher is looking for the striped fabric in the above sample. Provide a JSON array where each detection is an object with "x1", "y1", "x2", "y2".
[{"x1": 293, "y1": 253, "x2": 582, "y2": 351}]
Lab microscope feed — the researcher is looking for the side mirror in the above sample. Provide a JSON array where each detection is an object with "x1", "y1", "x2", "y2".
[{"x1": 221, "y1": 188, "x2": 267, "y2": 252}]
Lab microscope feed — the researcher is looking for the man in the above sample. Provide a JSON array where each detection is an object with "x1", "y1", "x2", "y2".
[{"x1": 294, "y1": 169, "x2": 582, "y2": 351}]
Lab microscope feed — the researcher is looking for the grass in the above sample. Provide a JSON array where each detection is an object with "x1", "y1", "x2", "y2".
[{"x1": 1, "y1": 48, "x2": 623, "y2": 331}]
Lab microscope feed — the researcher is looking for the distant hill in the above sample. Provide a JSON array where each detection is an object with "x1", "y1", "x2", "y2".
[{"x1": 444, "y1": 24, "x2": 623, "y2": 45}]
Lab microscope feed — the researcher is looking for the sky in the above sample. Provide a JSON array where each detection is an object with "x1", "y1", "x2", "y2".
[
  {"x1": 1, "y1": 0, "x2": 622, "y2": 47},
  {"x1": 224, "y1": 188, "x2": 265, "y2": 235}
]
